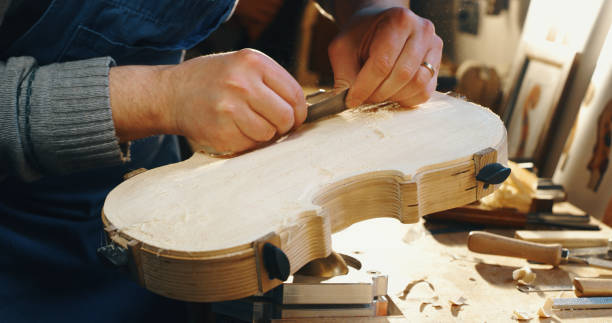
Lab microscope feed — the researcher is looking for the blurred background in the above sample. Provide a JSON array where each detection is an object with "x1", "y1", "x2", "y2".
[{"x1": 185, "y1": 0, "x2": 612, "y2": 221}]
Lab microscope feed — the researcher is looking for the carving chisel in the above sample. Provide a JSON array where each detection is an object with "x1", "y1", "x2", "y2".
[
  {"x1": 467, "y1": 231, "x2": 612, "y2": 270},
  {"x1": 305, "y1": 88, "x2": 349, "y2": 123}
]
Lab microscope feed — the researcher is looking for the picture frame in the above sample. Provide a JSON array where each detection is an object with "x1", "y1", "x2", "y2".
[
  {"x1": 500, "y1": 41, "x2": 578, "y2": 172},
  {"x1": 553, "y1": 26, "x2": 612, "y2": 221}
]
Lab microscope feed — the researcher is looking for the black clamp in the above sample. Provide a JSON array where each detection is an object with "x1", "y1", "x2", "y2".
[
  {"x1": 262, "y1": 243, "x2": 290, "y2": 281},
  {"x1": 476, "y1": 163, "x2": 511, "y2": 189},
  {"x1": 97, "y1": 243, "x2": 128, "y2": 267}
]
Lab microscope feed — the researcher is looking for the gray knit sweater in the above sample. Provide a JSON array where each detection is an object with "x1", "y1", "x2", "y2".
[{"x1": 0, "y1": 3, "x2": 124, "y2": 182}]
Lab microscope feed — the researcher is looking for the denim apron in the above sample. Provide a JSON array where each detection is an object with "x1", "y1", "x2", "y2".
[{"x1": 0, "y1": 0, "x2": 235, "y2": 322}]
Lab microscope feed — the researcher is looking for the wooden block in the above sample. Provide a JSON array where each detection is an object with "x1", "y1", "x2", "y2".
[
  {"x1": 474, "y1": 147, "x2": 498, "y2": 200},
  {"x1": 102, "y1": 93, "x2": 507, "y2": 302}
]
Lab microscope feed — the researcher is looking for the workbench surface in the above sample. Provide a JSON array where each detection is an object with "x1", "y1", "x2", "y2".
[{"x1": 331, "y1": 217, "x2": 612, "y2": 322}]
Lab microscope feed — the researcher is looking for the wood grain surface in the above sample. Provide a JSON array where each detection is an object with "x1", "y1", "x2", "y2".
[{"x1": 102, "y1": 92, "x2": 507, "y2": 301}]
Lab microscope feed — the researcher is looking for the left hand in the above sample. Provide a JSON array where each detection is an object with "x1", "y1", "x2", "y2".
[{"x1": 328, "y1": 6, "x2": 443, "y2": 108}]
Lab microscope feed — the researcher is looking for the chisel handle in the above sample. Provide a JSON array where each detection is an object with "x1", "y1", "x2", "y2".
[
  {"x1": 468, "y1": 231, "x2": 563, "y2": 265},
  {"x1": 574, "y1": 277, "x2": 612, "y2": 297}
]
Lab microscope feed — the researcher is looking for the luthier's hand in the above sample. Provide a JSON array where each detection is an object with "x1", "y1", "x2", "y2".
[
  {"x1": 110, "y1": 49, "x2": 307, "y2": 153},
  {"x1": 328, "y1": 4, "x2": 443, "y2": 108}
]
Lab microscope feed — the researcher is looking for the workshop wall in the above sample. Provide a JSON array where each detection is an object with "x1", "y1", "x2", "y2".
[{"x1": 452, "y1": 0, "x2": 526, "y2": 80}]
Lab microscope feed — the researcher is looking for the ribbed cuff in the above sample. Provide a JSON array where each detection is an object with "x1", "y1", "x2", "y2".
[{"x1": 21, "y1": 57, "x2": 127, "y2": 175}]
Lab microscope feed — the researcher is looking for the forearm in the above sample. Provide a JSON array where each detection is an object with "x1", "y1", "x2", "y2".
[
  {"x1": 109, "y1": 65, "x2": 175, "y2": 143},
  {"x1": 0, "y1": 56, "x2": 124, "y2": 181}
]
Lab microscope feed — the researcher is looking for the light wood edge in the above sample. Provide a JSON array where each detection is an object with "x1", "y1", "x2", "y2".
[{"x1": 100, "y1": 146, "x2": 505, "y2": 302}]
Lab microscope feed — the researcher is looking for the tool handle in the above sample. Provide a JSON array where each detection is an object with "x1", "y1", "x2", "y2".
[
  {"x1": 574, "y1": 277, "x2": 612, "y2": 297},
  {"x1": 468, "y1": 231, "x2": 563, "y2": 265}
]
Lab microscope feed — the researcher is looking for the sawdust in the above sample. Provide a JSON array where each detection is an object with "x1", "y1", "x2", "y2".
[{"x1": 372, "y1": 128, "x2": 385, "y2": 138}]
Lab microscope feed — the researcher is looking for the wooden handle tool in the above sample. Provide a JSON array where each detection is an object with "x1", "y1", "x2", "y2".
[
  {"x1": 574, "y1": 277, "x2": 612, "y2": 297},
  {"x1": 468, "y1": 231, "x2": 564, "y2": 265},
  {"x1": 518, "y1": 277, "x2": 612, "y2": 297}
]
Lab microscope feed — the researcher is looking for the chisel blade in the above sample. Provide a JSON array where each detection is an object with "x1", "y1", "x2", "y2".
[
  {"x1": 585, "y1": 256, "x2": 612, "y2": 270},
  {"x1": 305, "y1": 88, "x2": 349, "y2": 123}
]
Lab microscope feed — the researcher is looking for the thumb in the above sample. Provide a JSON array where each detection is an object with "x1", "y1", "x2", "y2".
[{"x1": 328, "y1": 40, "x2": 360, "y2": 90}]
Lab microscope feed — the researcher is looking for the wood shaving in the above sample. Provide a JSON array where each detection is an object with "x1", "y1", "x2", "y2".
[
  {"x1": 537, "y1": 298, "x2": 553, "y2": 318},
  {"x1": 512, "y1": 266, "x2": 536, "y2": 285},
  {"x1": 420, "y1": 295, "x2": 443, "y2": 310},
  {"x1": 449, "y1": 296, "x2": 468, "y2": 306},
  {"x1": 480, "y1": 161, "x2": 537, "y2": 213},
  {"x1": 399, "y1": 278, "x2": 435, "y2": 300},
  {"x1": 512, "y1": 310, "x2": 534, "y2": 320}
]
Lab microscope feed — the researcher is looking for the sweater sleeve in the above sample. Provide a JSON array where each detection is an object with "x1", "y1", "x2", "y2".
[{"x1": 0, "y1": 56, "x2": 129, "y2": 182}]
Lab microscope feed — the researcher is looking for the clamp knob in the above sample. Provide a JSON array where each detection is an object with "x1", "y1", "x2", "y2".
[
  {"x1": 262, "y1": 243, "x2": 290, "y2": 281},
  {"x1": 476, "y1": 163, "x2": 511, "y2": 188}
]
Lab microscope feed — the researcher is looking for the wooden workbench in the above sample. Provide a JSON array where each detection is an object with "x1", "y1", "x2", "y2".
[{"x1": 330, "y1": 217, "x2": 612, "y2": 322}]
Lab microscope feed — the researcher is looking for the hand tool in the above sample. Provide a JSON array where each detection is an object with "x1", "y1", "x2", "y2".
[
  {"x1": 467, "y1": 231, "x2": 612, "y2": 269},
  {"x1": 515, "y1": 230, "x2": 611, "y2": 248},
  {"x1": 517, "y1": 277, "x2": 612, "y2": 297},
  {"x1": 305, "y1": 88, "x2": 349, "y2": 123},
  {"x1": 425, "y1": 204, "x2": 598, "y2": 230},
  {"x1": 552, "y1": 297, "x2": 612, "y2": 310}
]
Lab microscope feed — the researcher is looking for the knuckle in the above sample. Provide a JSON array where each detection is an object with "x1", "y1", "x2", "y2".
[
  {"x1": 215, "y1": 100, "x2": 238, "y2": 118},
  {"x1": 388, "y1": 7, "x2": 413, "y2": 29},
  {"x1": 397, "y1": 65, "x2": 416, "y2": 81},
  {"x1": 422, "y1": 18, "x2": 435, "y2": 35},
  {"x1": 371, "y1": 55, "x2": 393, "y2": 76},
  {"x1": 223, "y1": 78, "x2": 250, "y2": 96},
  {"x1": 236, "y1": 48, "x2": 264, "y2": 67}
]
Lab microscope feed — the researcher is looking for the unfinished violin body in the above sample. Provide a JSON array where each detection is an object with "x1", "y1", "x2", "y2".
[{"x1": 101, "y1": 92, "x2": 507, "y2": 302}]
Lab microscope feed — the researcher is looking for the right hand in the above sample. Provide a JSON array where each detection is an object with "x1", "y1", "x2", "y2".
[{"x1": 161, "y1": 49, "x2": 307, "y2": 153}]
